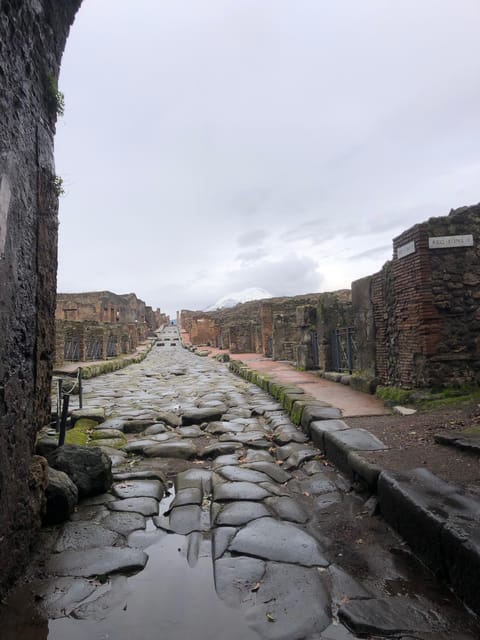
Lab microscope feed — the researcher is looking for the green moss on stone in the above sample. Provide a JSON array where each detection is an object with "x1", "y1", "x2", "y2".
[{"x1": 65, "y1": 417, "x2": 97, "y2": 446}]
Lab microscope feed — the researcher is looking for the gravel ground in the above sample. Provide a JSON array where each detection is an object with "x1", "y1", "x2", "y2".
[{"x1": 345, "y1": 401, "x2": 480, "y2": 493}]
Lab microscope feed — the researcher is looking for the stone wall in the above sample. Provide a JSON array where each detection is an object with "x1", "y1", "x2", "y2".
[
  {"x1": 190, "y1": 316, "x2": 218, "y2": 346},
  {"x1": 354, "y1": 205, "x2": 480, "y2": 388},
  {"x1": 0, "y1": 0, "x2": 81, "y2": 596},
  {"x1": 55, "y1": 319, "x2": 148, "y2": 367},
  {"x1": 56, "y1": 290, "x2": 161, "y2": 330}
]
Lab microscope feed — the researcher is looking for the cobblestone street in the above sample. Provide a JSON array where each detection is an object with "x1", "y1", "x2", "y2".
[{"x1": 3, "y1": 328, "x2": 479, "y2": 640}]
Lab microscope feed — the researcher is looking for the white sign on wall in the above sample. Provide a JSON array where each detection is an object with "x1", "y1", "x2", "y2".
[
  {"x1": 397, "y1": 240, "x2": 415, "y2": 259},
  {"x1": 428, "y1": 234, "x2": 474, "y2": 249}
]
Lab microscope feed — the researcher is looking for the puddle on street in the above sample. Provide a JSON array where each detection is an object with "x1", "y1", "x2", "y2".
[
  {"x1": 1, "y1": 531, "x2": 262, "y2": 640},
  {"x1": 44, "y1": 532, "x2": 261, "y2": 640}
]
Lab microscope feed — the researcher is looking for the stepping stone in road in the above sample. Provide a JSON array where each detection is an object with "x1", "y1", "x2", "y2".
[
  {"x1": 47, "y1": 547, "x2": 148, "y2": 577},
  {"x1": 215, "y1": 501, "x2": 270, "y2": 526},
  {"x1": 229, "y1": 517, "x2": 328, "y2": 566}
]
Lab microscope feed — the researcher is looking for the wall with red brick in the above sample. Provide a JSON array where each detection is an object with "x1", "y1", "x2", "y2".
[{"x1": 355, "y1": 204, "x2": 480, "y2": 387}]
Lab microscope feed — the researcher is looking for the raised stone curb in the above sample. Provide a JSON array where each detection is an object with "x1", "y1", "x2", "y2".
[
  {"x1": 323, "y1": 428, "x2": 388, "y2": 479},
  {"x1": 377, "y1": 468, "x2": 480, "y2": 615}
]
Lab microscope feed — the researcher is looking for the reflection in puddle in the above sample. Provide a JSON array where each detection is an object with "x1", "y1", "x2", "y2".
[{"x1": 46, "y1": 533, "x2": 262, "y2": 640}]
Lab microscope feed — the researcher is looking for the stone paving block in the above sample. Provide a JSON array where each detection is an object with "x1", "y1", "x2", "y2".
[
  {"x1": 213, "y1": 556, "x2": 265, "y2": 606},
  {"x1": 170, "y1": 487, "x2": 202, "y2": 508},
  {"x1": 229, "y1": 517, "x2": 328, "y2": 566},
  {"x1": 112, "y1": 479, "x2": 163, "y2": 500},
  {"x1": 47, "y1": 547, "x2": 148, "y2": 578},
  {"x1": 215, "y1": 501, "x2": 270, "y2": 526},
  {"x1": 107, "y1": 497, "x2": 159, "y2": 517},
  {"x1": 182, "y1": 406, "x2": 226, "y2": 424},
  {"x1": 245, "y1": 561, "x2": 330, "y2": 639},
  {"x1": 168, "y1": 505, "x2": 202, "y2": 535},
  {"x1": 242, "y1": 461, "x2": 291, "y2": 484},
  {"x1": 212, "y1": 527, "x2": 237, "y2": 560},
  {"x1": 217, "y1": 465, "x2": 271, "y2": 483},
  {"x1": 143, "y1": 440, "x2": 197, "y2": 459},
  {"x1": 213, "y1": 481, "x2": 271, "y2": 502},
  {"x1": 175, "y1": 468, "x2": 213, "y2": 493},
  {"x1": 71, "y1": 407, "x2": 106, "y2": 425},
  {"x1": 201, "y1": 441, "x2": 243, "y2": 458},
  {"x1": 265, "y1": 497, "x2": 308, "y2": 524}
]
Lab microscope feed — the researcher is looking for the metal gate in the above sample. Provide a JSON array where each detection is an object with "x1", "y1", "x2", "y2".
[
  {"x1": 311, "y1": 331, "x2": 319, "y2": 368},
  {"x1": 64, "y1": 336, "x2": 80, "y2": 361},
  {"x1": 86, "y1": 337, "x2": 103, "y2": 360},
  {"x1": 331, "y1": 327, "x2": 355, "y2": 373},
  {"x1": 106, "y1": 335, "x2": 117, "y2": 357}
]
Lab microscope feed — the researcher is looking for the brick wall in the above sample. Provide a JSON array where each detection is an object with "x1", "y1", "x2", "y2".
[{"x1": 355, "y1": 204, "x2": 480, "y2": 387}]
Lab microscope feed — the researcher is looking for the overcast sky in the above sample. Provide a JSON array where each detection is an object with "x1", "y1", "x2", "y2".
[{"x1": 56, "y1": 0, "x2": 480, "y2": 317}]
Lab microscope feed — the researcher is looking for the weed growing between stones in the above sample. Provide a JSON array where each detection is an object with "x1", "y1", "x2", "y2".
[{"x1": 47, "y1": 75, "x2": 65, "y2": 116}]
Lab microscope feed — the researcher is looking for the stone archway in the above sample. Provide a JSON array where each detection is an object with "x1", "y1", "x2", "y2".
[{"x1": 0, "y1": 0, "x2": 82, "y2": 595}]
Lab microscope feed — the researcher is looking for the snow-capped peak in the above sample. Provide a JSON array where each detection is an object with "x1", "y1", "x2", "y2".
[{"x1": 204, "y1": 287, "x2": 273, "y2": 311}]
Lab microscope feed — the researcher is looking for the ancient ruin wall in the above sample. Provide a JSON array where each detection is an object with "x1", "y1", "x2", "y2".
[
  {"x1": 361, "y1": 205, "x2": 480, "y2": 388},
  {"x1": 0, "y1": 0, "x2": 81, "y2": 595}
]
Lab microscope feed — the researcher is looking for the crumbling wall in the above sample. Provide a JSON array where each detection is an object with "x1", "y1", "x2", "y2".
[{"x1": 0, "y1": 0, "x2": 81, "y2": 596}]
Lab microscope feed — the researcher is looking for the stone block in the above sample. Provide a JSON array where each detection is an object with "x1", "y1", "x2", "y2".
[
  {"x1": 324, "y1": 429, "x2": 387, "y2": 478},
  {"x1": 300, "y1": 405, "x2": 342, "y2": 435},
  {"x1": 310, "y1": 419, "x2": 349, "y2": 452}
]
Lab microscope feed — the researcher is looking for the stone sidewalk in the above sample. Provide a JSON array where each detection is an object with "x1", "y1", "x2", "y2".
[{"x1": 221, "y1": 352, "x2": 480, "y2": 618}]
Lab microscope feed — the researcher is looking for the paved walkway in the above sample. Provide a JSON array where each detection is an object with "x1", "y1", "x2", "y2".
[{"x1": 223, "y1": 352, "x2": 388, "y2": 418}]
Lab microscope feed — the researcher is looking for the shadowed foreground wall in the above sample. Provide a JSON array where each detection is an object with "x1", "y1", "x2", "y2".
[{"x1": 0, "y1": 0, "x2": 81, "y2": 596}]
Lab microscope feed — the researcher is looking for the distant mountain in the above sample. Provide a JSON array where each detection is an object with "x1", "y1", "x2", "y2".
[{"x1": 204, "y1": 287, "x2": 273, "y2": 311}]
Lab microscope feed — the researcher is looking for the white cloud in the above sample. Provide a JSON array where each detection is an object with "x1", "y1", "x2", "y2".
[{"x1": 56, "y1": 0, "x2": 480, "y2": 316}]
